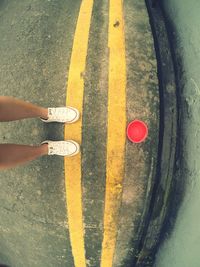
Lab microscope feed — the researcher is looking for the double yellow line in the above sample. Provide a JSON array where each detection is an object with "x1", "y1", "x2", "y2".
[{"x1": 64, "y1": 0, "x2": 126, "y2": 266}]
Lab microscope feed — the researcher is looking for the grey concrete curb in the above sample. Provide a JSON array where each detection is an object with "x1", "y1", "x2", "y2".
[{"x1": 133, "y1": 1, "x2": 178, "y2": 266}]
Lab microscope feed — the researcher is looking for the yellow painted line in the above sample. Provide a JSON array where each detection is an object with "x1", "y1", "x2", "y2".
[
  {"x1": 101, "y1": 0, "x2": 127, "y2": 266},
  {"x1": 64, "y1": 1, "x2": 93, "y2": 266}
]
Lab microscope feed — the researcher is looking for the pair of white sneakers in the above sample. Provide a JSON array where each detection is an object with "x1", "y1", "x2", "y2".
[{"x1": 40, "y1": 107, "x2": 80, "y2": 157}]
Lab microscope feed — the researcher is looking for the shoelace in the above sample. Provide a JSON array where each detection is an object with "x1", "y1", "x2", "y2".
[
  {"x1": 48, "y1": 108, "x2": 70, "y2": 120},
  {"x1": 49, "y1": 142, "x2": 71, "y2": 155}
]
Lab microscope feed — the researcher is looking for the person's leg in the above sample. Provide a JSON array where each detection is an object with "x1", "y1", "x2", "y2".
[
  {"x1": 0, "y1": 143, "x2": 48, "y2": 170},
  {"x1": 0, "y1": 96, "x2": 48, "y2": 121}
]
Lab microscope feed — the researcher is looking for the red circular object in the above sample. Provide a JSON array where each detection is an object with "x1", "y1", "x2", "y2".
[{"x1": 127, "y1": 120, "x2": 148, "y2": 143}]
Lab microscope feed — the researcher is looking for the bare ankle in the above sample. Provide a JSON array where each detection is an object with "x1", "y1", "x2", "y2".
[
  {"x1": 40, "y1": 143, "x2": 48, "y2": 155},
  {"x1": 40, "y1": 108, "x2": 48, "y2": 120}
]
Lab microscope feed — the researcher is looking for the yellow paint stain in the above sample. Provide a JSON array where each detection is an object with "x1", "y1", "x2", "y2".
[
  {"x1": 101, "y1": 0, "x2": 127, "y2": 266},
  {"x1": 64, "y1": 1, "x2": 93, "y2": 266}
]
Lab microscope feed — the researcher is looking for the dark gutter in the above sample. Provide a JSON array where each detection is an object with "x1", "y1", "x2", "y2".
[{"x1": 132, "y1": 1, "x2": 179, "y2": 266}]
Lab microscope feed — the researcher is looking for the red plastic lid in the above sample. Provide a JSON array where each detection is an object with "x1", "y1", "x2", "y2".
[{"x1": 127, "y1": 120, "x2": 148, "y2": 143}]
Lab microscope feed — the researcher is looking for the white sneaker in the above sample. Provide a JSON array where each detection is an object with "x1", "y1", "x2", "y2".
[
  {"x1": 41, "y1": 140, "x2": 80, "y2": 156},
  {"x1": 40, "y1": 107, "x2": 80, "y2": 123}
]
